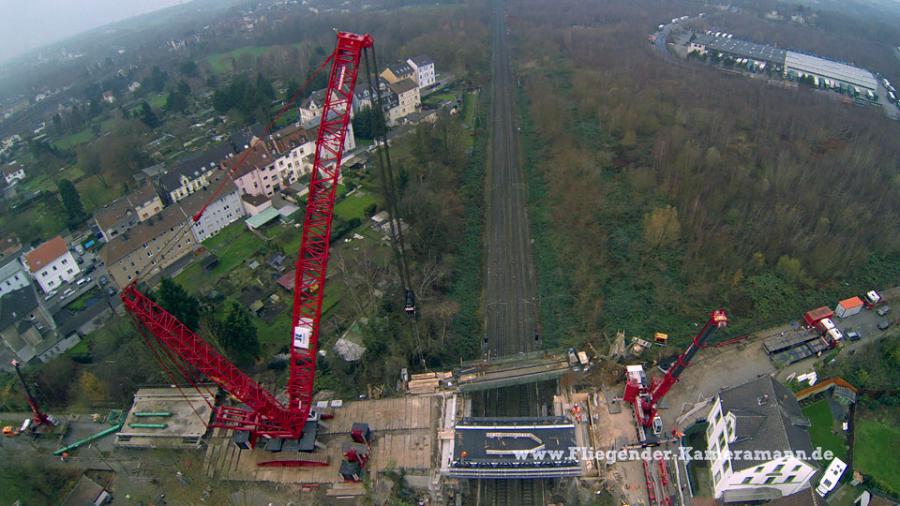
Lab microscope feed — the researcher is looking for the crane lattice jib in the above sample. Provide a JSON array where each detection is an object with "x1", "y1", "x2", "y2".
[
  {"x1": 287, "y1": 32, "x2": 373, "y2": 428},
  {"x1": 650, "y1": 309, "x2": 728, "y2": 405},
  {"x1": 121, "y1": 285, "x2": 297, "y2": 437}
]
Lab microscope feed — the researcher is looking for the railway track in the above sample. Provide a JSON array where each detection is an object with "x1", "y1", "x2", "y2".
[{"x1": 471, "y1": 0, "x2": 551, "y2": 503}]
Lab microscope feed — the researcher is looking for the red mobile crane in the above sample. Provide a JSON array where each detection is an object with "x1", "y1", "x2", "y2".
[
  {"x1": 121, "y1": 31, "x2": 372, "y2": 451},
  {"x1": 624, "y1": 310, "x2": 728, "y2": 443},
  {"x1": 11, "y1": 359, "x2": 55, "y2": 430}
]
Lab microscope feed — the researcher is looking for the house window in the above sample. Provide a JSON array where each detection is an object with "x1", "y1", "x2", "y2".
[
  {"x1": 718, "y1": 433, "x2": 726, "y2": 448},
  {"x1": 792, "y1": 465, "x2": 802, "y2": 472},
  {"x1": 66, "y1": 269, "x2": 73, "y2": 274},
  {"x1": 742, "y1": 477, "x2": 752, "y2": 484},
  {"x1": 714, "y1": 470, "x2": 721, "y2": 483},
  {"x1": 785, "y1": 475, "x2": 795, "y2": 483},
  {"x1": 773, "y1": 464, "x2": 784, "y2": 473},
  {"x1": 62, "y1": 258, "x2": 67, "y2": 264},
  {"x1": 764, "y1": 477, "x2": 775, "y2": 484},
  {"x1": 52, "y1": 265, "x2": 58, "y2": 271},
  {"x1": 724, "y1": 459, "x2": 731, "y2": 473},
  {"x1": 755, "y1": 466, "x2": 764, "y2": 474}
]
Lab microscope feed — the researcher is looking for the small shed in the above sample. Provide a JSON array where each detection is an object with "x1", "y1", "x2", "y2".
[
  {"x1": 249, "y1": 299, "x2": 264, "y2": 316},
  {"x1": 245, "y1": 207, "x2": 280, "y2": 230},
  {"x1": 277, "y1": 269, "x2": 296, "y2": 291}
]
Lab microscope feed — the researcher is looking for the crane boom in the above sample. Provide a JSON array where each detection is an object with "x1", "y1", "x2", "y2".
[
  {"x1": 650, "y1": 309, "x2": 728, "y2": 404},
  {"x1": 287, "y1": 31, "x2": 372, "y2": 425},
  {"x1": 11, "y1": 359, "x2": 52, "y2": 427},
  {"x1": 625, "y1": 310, "x2": 728, "y2": 435},
  {"x1": 121, "y1": 286, "x2": 296, "y2": 437},
  {"x1": 120, "y1": 31, "x2": 372, "y2": 443}
]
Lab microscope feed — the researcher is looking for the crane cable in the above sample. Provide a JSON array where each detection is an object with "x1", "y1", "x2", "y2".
[{"x1": 362, "y1": 46, "x2": 428, "y2": 370}]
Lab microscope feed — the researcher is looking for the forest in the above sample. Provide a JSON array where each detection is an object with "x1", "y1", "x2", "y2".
[{"x1": 509, "y1": 0, "x2": 900, "y2": 346}]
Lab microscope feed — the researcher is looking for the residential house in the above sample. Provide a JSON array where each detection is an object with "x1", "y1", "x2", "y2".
[
  {"x1": 159, "y1": 144, "x2": 234, "y2": 203},
  {"x1": 268, "y1": 124, "x2": 316, "y2": 186},
  {"x1": 406, "y1": 55, "x2": 436, "y2": 89},
  {"x1": 296, "y1": 90, "x2": 359, "y2": 154},
  {"x1": 299, "y1": 89, "x2": 329, "y2": 124},
  {"x1": 241, "y1": 193, "x2": 273, "y2": 216},
  {"x1": 176, "y1": 171, "x2": 246, "y2": 243},
  {"x1": 225, "y1": 142, "x2": 281, "y2": 198},
  {"x1": 99, "y1": 207, "x2": 197, "y2": 288},
  {"x1": 93, "y1": 181, "x2": 164, "y2": 242},
  {"x1": 23, "y1": 236, "x2": 80, "y2": 294},
  {"x1": 384, "y1": 78, "x2": 421, "y2": 125},
  {"x1": 2, "y1": 162, "x2": 25, "y2": 185},
  {"x1": 0, "y1": 286, "x2": 56, "y2": 363},
  {"x1": 102, "y1": 91, "x2": 115, "y2": 104},
  {"x1": 128, "y1": 81, "x2": 142, "y2": 93},
  {"x1": 705, "y1": 376, "x2": 817, "y2": 502},
  {"x1": 380, "y1": 61, "x2": 415, "y2": 84},
  {"x1": 351, "y1": 79, "x2": 390, "y2": 114},
  {"x1": 0, "y1": 254, "x2": 30, "y2": 298}
]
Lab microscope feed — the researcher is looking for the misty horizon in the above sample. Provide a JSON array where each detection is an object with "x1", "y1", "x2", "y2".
[{"x1": 0, "y1": 0, "x2": 190, "y2": 64}]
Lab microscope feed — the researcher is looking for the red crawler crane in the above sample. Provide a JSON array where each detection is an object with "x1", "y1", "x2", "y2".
[
  {"x1": 11, "y1": 359, "x2": 55, "y2": 429},
  {"x1": 121, "y1": 31, "x2": 372, "y2": 448},
  {"x1": 624, "y1": 310, "x2": 728, "y2": 443}
]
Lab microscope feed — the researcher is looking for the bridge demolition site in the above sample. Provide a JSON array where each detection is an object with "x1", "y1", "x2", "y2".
[
  {"x1": 98, "y1": 334, "x2": 708, "y2": 505},
  {"x1": 11, "y1": 29, "x2": 724, "y2": 505}
]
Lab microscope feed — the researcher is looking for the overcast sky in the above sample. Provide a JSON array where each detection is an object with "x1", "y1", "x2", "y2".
[{"x1": 0, "y1": 0, "x2": 188, "y2": 63}]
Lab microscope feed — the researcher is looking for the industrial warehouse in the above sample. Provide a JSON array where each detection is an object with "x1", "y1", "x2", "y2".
[{"x1": 687, "y1": 32, "x2": 881, "y2": 98}]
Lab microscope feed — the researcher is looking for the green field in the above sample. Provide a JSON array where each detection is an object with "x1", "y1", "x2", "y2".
[
  {"x1": 802, "y1": 399, "x2": 848, "y2": 461},
  {"x1": 205, "y1": 46, "x2": 271, "y2": 74},
  {"x1": 334, "y1": 190, "x2": 378, "y2": 221},
  {"x1": 854, "y1": 413, "x2": 900, "y2": 495},
  {"x1": 54, "y1": 128, "x2": 94, "y2": 149}
]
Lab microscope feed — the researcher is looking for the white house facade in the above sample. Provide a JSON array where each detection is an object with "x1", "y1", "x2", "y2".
[
  {"x1": 0, "y1": 256, "x2": 30, "y2": 298},
  {"x1": 705, "y1": 376, "x2": 818, "y2": 502},
  {"x1": 24, "y1": 236, "x2": 81, "y2": 294},
  {"x1": 406, "y1": 55, "x2": 436, "y2": 89}
]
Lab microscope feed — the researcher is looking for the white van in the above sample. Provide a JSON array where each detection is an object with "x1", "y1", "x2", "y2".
[{"x1": 816, "y1": 458, "x2": 847, "y2": 497}]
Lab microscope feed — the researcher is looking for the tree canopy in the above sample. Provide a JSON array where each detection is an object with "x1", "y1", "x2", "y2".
[{"x1": 156, "y1": 278, "x2": 201, "y2": 331}]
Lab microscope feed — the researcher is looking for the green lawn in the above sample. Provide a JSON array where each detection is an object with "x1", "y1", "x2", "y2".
[
  {"x1": 205, "y1": 46, "x2": 271, "y2": 74},
  {"x1": 334, "y1": 190, "x2": 378, "y2": 221},
  {"x1": 54, "y1": 128, "x2": 94, "y2": 149},
  {"x1": 255, "y1": 309, "x2": 292, "y2": 352},
  {"x1": 853, "y1": 413, "x2": 900, "y2": 495},
  {"x1": 802, "y1": 399, "x2": 848, "y2": 461},
  {"x1": 76, "y1": 176, "x2": 122, "y2": 213},
  {"x1": 147, "y1": 92, "x2": 168, "y2": 110},
  {"x1": 174, "y1": 222, "x2": 264, "y2": 295}
]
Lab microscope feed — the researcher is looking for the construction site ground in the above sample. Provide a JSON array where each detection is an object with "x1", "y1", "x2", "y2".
[{"x1": 203, "y1": 395, "x2": 443, "y2": 494}]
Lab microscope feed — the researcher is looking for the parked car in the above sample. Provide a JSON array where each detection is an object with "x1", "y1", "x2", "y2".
[
  {"x1": 99, "y1": 275, "x2": 108, "y2": 286},
  {"x1": 877, "y1": 320, "x2": 892, "y2": 331},
  {"x1": 107, "y1": 287, "x2": 116, "y2": 297},
  {"x1": 846, "y1": 330, "x2": 861, "y2": 342},
  {"x1": 876, "y1": 305, "x2": 891, "y2": 317}
]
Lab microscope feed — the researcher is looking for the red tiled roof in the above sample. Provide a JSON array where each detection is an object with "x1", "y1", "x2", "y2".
[
  {"x1": 25, "y1": 236, "x2": 68, "y2": 273},
  {"x1": 277, "y1": 269, "x2": 296, "y2": 291}
]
